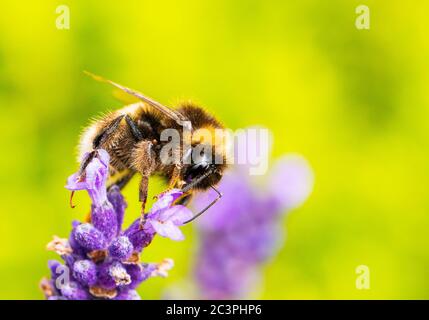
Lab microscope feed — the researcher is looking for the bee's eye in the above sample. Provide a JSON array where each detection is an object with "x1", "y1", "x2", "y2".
[
  {"x1": 185, "y1": 162, "x2": 210, "y2": 182},
  {"x1": 192, "y1": 146, "x2": 211, "y2": 166},
  {"x1": 183, "y1": 143, "x2": 213, "y2": 182}
]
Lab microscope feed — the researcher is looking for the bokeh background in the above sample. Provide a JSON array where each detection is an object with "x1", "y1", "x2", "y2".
[{"x1": 0, "y1": 0, "x2": 428, "y2": 299}]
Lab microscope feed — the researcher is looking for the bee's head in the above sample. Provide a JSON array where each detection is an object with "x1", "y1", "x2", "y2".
[
  {"x1": 177, "y1": 103, "x2": 228, "y2": 191},
  {"x1": 182, "y1": 145, "x2": 225, "y2": 190}
]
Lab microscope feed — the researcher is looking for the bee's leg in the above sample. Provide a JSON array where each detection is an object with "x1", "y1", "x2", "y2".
[
  {"x1": 154, "y1": 145, "x2": 182, "y2": 199},
  {"x1": 93, "y1": 115, "x2": 125, "y2": 149},
  {"x1": 129, "y1": 140, "x2": 156, "y2": 229},
  {"x1": 107, "y1": 172, "x2": 136, "y2": 191},
  {"x1": 169, "y1": 165, "x2": 182, "y2": 188},
  {"x1": 124, "y1": 115, "x2": 143, "y2": 141},
  {"x1": 75, "y1": 115, "x2": 125, "y2": 176},
  {"x1": 138, "y1": 175, "x2": 149, "y2": 229},
  {"x1": 169, "y1": 145, "x2": 184, "y2": 188},
  {"x1": 92, "y1": 113, "x2": 142, "y2": 152},
  {"x1": 153, "y1": 165, "x2": 182, "y2": 200},
  {"x1": 86, "y1": 114, "x2": 140, "y2": 175}
]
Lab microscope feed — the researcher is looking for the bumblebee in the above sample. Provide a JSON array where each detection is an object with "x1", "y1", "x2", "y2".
[{"x1": 76, "y1": 72, "x2": 227, "y2": 225}]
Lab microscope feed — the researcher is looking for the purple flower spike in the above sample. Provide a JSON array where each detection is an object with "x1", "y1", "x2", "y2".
[
  {"x1": 74, "y1": 223, "x2": 107, "y2": 251},
  {"x1": 108, "y1": 236, "x2": 134, "y2": 260},
  {"x1": 43, "y1": 148, "x2": 183, "y2": 300},
  {"x1": 73, "y1": 260, "x2": 97, "y2": 286}
]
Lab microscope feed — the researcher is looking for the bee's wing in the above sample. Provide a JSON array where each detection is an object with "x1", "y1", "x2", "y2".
[{"x1": 84, "y1": 71, "x2": 191, "y2": 129}]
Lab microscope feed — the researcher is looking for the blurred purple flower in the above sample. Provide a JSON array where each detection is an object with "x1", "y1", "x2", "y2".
[
  {"x1": 193, "y1": 154, "x2": 313, "y2": 299},
  {"x1": 41, "y1": 149, "x2": 187, "y2": 300}
]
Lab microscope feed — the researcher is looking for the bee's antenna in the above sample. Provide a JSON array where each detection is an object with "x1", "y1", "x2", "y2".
[
  {"x1": 183, "y1": 185, "x2": 222, "y2": 224},
  {"x1": 182, "y1": 169, "x2": 213, "y2": 193}
]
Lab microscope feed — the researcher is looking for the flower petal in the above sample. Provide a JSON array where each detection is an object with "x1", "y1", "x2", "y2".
[
  {"x1": 150, "y1": 189, "x2": 183, "y2": 213},
  {"x1": 65, "y1": 173, "x2": 88, "y2": 191},
  {"x1": 65, "y1": 151, "x2": 110, "y2": 206},
  {"x1": 158, "y1": 205, "x2": 194, "y2": 225},
  {"x1": 149, "y1": 220, "x2": 184, "y2": 241}
]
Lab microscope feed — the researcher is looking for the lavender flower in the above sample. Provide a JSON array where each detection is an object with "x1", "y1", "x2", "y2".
[
  {"x1": 192, "y1": 154, "x2": 313, "y2": 299},
  {"x1": 41, "y1": 149, "x2": 190, "y2": 300}
]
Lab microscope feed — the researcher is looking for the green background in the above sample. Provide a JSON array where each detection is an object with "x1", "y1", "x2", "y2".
[{"x1": 0, "y1": 0, "x2": 428, "y2": 299}]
